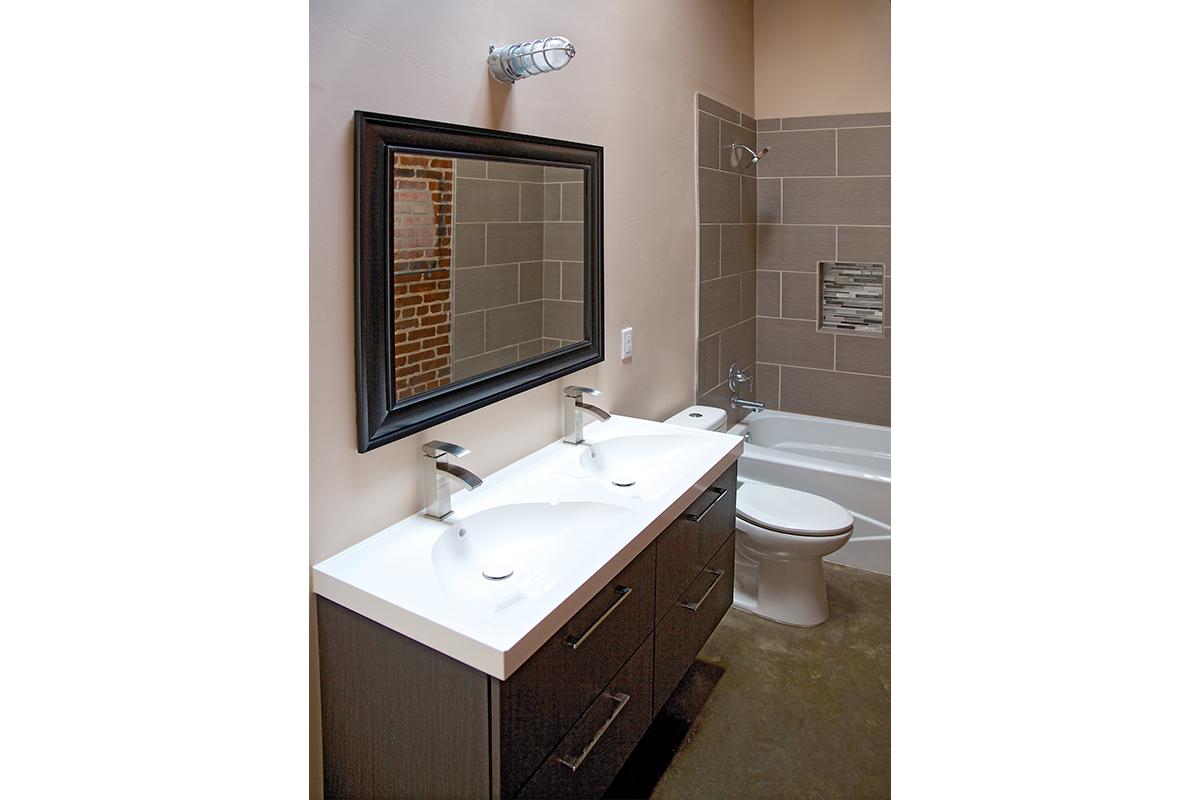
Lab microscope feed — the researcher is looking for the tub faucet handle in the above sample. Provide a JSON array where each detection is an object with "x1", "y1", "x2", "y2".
[{"x1": 728, "y1": 363, "x2": 753, "y2": 392}]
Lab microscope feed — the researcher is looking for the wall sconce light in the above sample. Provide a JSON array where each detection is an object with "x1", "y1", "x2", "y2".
[{"x1": 487, "y1": 36, "x2": 575, "y2": 83}]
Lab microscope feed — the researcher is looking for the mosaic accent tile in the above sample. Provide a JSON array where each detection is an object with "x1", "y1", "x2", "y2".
[{"x1": 819, "y1": 261, "x2": 885, "y2": 335}]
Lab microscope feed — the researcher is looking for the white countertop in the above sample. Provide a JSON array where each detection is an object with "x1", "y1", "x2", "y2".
[{"x1": 312, "y1": 414, "x2": 743, "y2": 679}]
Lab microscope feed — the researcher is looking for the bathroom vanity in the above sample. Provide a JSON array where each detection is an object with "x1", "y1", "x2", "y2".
[{"x1": 314, "y1": 416, "x2": 741, "y2": 798}]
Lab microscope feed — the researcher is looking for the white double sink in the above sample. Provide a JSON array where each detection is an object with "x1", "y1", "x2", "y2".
[{"x1": 313, "y1": 414, "x2": 743, "y2": 678}]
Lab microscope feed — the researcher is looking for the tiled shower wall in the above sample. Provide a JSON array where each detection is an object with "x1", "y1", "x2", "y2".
[
  {"x1": 451, "y1": 161, "x2": 584, "y2": 381},
  {"x1": 696, "y1": 94, "x2": 758, "y2": 422},
  {"x1": 754, "y1": 112, "x2": 890, "y2": 426},
  {"x1": 695, "y1": 100, "x2": 890, "y2": 427}
]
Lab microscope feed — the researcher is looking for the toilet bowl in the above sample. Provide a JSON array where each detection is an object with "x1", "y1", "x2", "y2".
[{"x1": 664, "y1": 405, "x2": 855, "y2": 627}]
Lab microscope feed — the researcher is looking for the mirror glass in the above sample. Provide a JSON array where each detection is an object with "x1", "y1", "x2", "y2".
[{"x1": 391, "y1": 154, "x2": 585, "y2": 401}]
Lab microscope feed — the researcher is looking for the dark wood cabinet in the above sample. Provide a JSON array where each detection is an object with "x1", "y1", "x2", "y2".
[
  {"x1": 316, "y1": 462, "x2": 738, "y2": 799},
  {"x1": 495, "y1": 542, "x2": 656, "y2": 797},
  {"x1": 652, "y1": 535, "x2": 736, "y2": 716}
]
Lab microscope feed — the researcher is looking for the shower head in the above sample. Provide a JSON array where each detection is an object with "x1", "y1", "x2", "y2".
[{"x1": 730, "y1": 143, "x2": 770, "y2": 167}]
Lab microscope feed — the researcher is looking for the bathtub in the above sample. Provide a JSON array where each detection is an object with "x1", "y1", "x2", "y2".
[{"x1": 728, "y1": 410, "x2": 891, "y2": 575}]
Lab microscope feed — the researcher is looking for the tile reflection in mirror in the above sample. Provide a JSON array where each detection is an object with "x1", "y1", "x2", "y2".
[{"x1": 391, "y1": 155, "x2": 584, "y2": 400}]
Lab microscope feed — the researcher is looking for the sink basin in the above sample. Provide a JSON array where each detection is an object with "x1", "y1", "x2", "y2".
[
  {"x1": 431, "y1": 502, "x2": 633, "y2": 618},
  {"x1": 580, "y1": 434, "x2": 716, "y2": 500}
]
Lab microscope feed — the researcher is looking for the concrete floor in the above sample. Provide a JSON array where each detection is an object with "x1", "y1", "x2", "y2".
[{"x1": 607, "y1": 562, "x2": 890, "y2": 800}]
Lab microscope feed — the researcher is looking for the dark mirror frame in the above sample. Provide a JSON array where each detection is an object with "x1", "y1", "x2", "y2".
[{"x1": 355, "y1": 110, "x2": 604, "y2": 452}]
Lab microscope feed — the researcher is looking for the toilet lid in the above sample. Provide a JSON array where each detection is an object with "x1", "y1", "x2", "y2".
[{"x1": 736, "y1": 483, "x2": 854, "y2": 536}]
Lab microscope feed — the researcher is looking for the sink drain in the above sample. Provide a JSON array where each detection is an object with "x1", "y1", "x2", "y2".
[
  {"x1": 611, "y1": 478, "x2": 636, "y2": 487},
  {"x1": 482, "y1": 564, "x2": 514, "y2": 580}
]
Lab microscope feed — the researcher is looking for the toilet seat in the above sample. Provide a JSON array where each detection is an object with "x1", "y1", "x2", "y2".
[{"x1": 736, "y1": 483, "x2": 854, "y2": 537}]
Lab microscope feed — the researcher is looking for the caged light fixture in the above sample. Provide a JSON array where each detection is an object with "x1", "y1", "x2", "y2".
[{"x1": 487, "y1": 36, "x2": 576, "y2": 83}]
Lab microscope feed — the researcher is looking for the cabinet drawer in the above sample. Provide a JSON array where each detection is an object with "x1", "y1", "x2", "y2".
[
  {"x1": 652, "y1": 533, "x2": 735, "y2": 716},
  {"x1": 498, "y1": 543, "x2": 656, "y2": 798},
  {"x1": 517, "y1": 634, "x2": 653, "y2": 799},
  {"x1": 654, "y1": 463, "x2": 737, "y2": 622}
]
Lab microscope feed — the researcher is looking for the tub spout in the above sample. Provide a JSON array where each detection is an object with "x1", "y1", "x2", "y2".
[{"x1": 731, "y1": 397, "x2": 764, "y2": 411}]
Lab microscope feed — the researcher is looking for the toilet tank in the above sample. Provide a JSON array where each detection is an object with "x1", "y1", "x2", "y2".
[{"x1": 663, "y1": 405, "x2": 727, "y2": 432}]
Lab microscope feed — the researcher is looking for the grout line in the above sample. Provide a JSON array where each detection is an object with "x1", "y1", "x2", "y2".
[
  {"x1": 460, "y1": 174, "x2": 581, "y2": 186},
  {"x1": 773, "y1": 124, "x2": 890, "y2": 132},
  {"x1": 756, "y1": 359, "x2": 888, "y2": 379},
  {"x1": 760, "y1": 222, "x2": 890, "y2": 229}
]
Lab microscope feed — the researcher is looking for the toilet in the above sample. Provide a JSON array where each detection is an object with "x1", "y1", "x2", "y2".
[{"x1": 664, "y1": 405, "x2": 854, "y2": 626}]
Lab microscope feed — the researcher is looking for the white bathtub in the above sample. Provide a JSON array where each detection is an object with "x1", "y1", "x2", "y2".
[{"x1": 728, "y1": 410, "x2": 891, "y2": 575}]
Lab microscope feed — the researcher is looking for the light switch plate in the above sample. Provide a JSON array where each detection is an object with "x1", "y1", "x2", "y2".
[{"x1": 620, "y1": 326, "x2": 633, "y2": 359}]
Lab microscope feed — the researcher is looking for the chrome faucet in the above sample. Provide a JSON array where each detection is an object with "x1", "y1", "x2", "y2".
[
  {"x1": 728, "y1": 363, "x2": 764, "y2": 411},
  {"x1": 421, "y1": 440, "x2": 483, "y2": 520},
  {"x1": 563, "y1": 385, "x2": 611, "y2": 444}
]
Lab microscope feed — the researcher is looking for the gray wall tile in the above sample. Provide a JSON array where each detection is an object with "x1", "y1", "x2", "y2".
[
  {"x1": 544, "y1": 222, "x2": 583, "y2": 261},
  {"x1": 454, "y1": 263, "x2": 518, "y2": 313},
  {"x1": 740, "y1": 271, "x2": 756, "y2": 322},
  {"x1": 699, "y1": 225, "x2": 720, "y2": 281},
  {"x1": 519, "y1": 182, "x2": 544, "y2": 221},
  {"x1": 837, "y1": 127, "x2": 890, "y2": 176},
  {"x1": 757, "y1": 179, "x2": 781, "y2": 224},
  {"x1": 486, "y1": 222, "x2": 543, "y2": 264},
  {"x1": 698, "y1": 168, "x2": 741, "y2": 223},
  {"x1": 720, "y1": 119, "x2": 758, "y2": 174},
  {"x1": 561, "y1": 261, "x2": 583, "y2": 301},
  {"x1": 485, "y1": 301, "x2": 542, "y2": 349},
  {"x1": 782, "y1": 178, "x2": 890, "y2": 225},
  {"x1": 835, "y1": 329, "x2": 890, "y2": 376},
  {"x1": 740, "y1": 175, "x2": 757, "y2": 223},
  {"x1": 781, "y1": 112, "x2": 890, "y2": 130},
  {"x1": 456, "y1": 177, "x2": 519, "y2": 223},
  {"x1": 486, "y1": 160, "x2": 543, "y2": 182},
  {"x1": 560, "y1": 182, "x2": 584, "y2": 222},
  {"x1": 454, "y1": 345, "x2": 518, "y2": 381},
  {"x1": 697, "y1": 94, "x2": 740, "y2": 123},
  {"x1": 757, "y1": 317, "x2": 834, "y2": 369},
  {"x1": 779, "y1": 366, "x2": 890, "y2": 426},
  {"x1": 755, "y1": 362, "x2": 781, "y2": 409},
  {"x1": 720, "y1": 224, "x2": 756, "y2": 276},
  {"x1": 543, "y1": 184, "x2": 561, "y2": 221},
  {"x1": 542, "y1": 260, "x2": 561, "y2": 299},
  {"x1": 757, "y1": 271, "x2": 781, "y2": 317},
  {"x1": 455, "y1": 158, "x2": 486, "y2": 178},
  {"x1": 698, "y1": 275, "x2": 741, "y2": 338},
  {"x1": 740, "y1": 112, "x2": 756, "y2": 129},
  {"x1": 837, "y1": 226, "x2": 890, "y2": 270},
  {"x1": 452, "y1": 311, "x2": 484, "y2": 360},
  {"x1": 698, "y1": 333, "x2": 719, "y2": 393},
  {"x1": 719, "y1": 318, "x2": 756, "y2": 378},
  {"x1": 698, "y1": 111, "x2": 720, "y2": 170},
  {"x1": 757, "y1": 224, "x2": 835, "y2": 271},
  {"x1": 453, "y1": 223, "x2": 485, "y2": 268},
  {"x1": 517, "y1": 339, "x2": 544, "y2": 361},
  {"x1": 543, "y1": 299, "x2": 584, "y2": 340},
  {"x1": 781, "y1": 271, "x2": 819, "y2": 320},
  {"x1": 756, "y1": 118, "x2": 781, "y2": 132},
  {"x1": 518, "y1": 261, "x2": 543, "y2": 302},
  {"x1": 544, "y1": 166, "x2": 584, "y2": 182},
  {"x1": 756, "y1": 129, "x2": 836, "y2": 177}
]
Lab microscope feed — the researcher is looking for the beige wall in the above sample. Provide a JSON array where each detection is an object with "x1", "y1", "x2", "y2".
[
  {"x1": 754, "y1": 0, "x2": 890, "y2": 118},
  {"x1": 310, "y1": 0, "x2": 754, "y2": 793}
]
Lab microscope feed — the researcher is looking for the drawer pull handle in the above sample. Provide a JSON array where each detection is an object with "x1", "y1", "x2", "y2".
[
  {"x1": 681, "y1": 568, "x2": 725, "y2": 611},
  {"x1": 563, "y1": 586, "x2": 632, "y2": 650},
  {"x1": 557, "y1": 691, "x2": 631, "y2": 772},
  {"x1": 683, "y1": 486, "x2": 727, "y2": 523}
]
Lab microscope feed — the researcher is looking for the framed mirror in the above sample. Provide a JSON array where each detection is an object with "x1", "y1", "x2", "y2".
[{"x1": 354, "y1": 111, "x2": 604, "y2": 452}]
